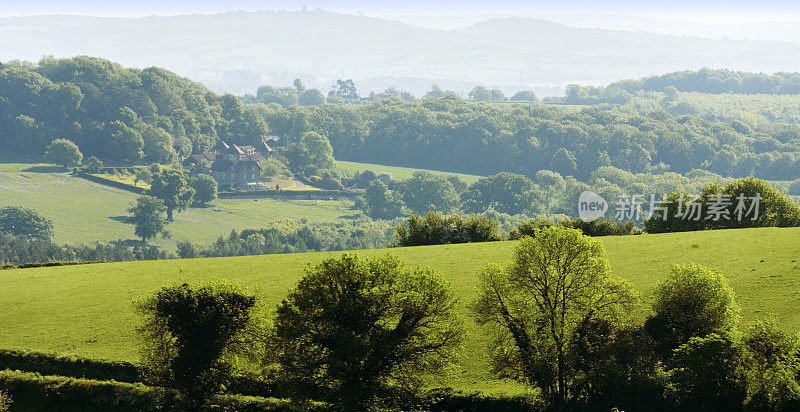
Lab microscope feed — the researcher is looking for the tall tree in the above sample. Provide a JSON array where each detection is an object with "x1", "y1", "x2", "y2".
[
  {"x1": 44, "y1": 139, "x2": 83, "y2": 167},
  {"x1": 128, "y1": 195, "x2": 169, "y2": 242},
  {"x1": 273, "y1": 254, "x2": 465, "y2": 408},
  {"x1": 0, "y1": 206, "x2": 54, "y2": 240},
  {"x1": 471, "y1": 226, "x2": 636, "y2": 406},
  {"x1": 147, "y1": 169, "x2": 194, "y2": 220}
]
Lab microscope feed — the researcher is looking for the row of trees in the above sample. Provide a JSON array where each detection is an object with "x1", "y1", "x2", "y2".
[
  {"x1": 134, "y1": 226, "x2": 800, "y2": 410},
  {"x1": 257, "y1": 96, "x2": 800, "y2": 182},
  {"x1": 0, "y1": 56, "x2": 268, "y2": 164}
]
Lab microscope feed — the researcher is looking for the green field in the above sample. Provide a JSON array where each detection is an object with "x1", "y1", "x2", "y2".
[
  {"x1": 336, "y1": 160, "x2": 484, "y2": 184},
  {"x1": 0, "y1": 169, "x2": 357, "y2": 250},
  {"x1": 1, "y1": 227, "x2": 798, "y2": 395}
]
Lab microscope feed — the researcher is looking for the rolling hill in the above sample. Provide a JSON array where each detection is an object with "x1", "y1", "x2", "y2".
[
  {"x1": 4, "y1": 12, "x2": 800, "y2": 95},
  {"x1": 1, "y1": 226, "x2": 798, "y2": 394}
]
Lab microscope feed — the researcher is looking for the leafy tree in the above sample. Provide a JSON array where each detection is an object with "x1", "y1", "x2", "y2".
[
  {"x1": 189, "y1": 174, "x2": 218, "y2": 207},
  {"x1": 395, "y1": 212, "x2": 502, "y2": 246},
  {"x1": 0, "y1": 206, "x2": 54, "y2": 240},
  {"x1": 148, "y1": 169, "x2": 194, "y2": 220},
  {"x1": 359, "y1": 180, "x2": 405, "y2": 219},
  {"x1": 468, "y1": 86, "x2": 492, "y2": 102},
  {"x1": 462, "y1": 172, "x2": 538, "y2": 215},
  {"x1": 397, "y1": 171, "x2": 460, "y2": 213},
  {"x1": 508, "y1": 217, "x2": 557, "y2": 240},
  {"x1": 742, "y1": 319, "x2": 800, "y2": 410},
  {"x1": 135, "y1": 281, "x2": 257, "y2": 405},
  {"x1": 44, "y1": 139, "x2": 82, "y2": 167},
  {"x1": 644, "y1": 264, "x2": 740, "y2": 359},
  {"x1": 134, "y1": 167, "x2": 152, "y2": 187},
  {"x1": 470, "y1": 226, "x2": 636, "y2": 406},
  {"x1": 128, "y1": 195, "x2": 169, "y2": 242},
  {"x1": 424, "y1": 83, "x2": 446, "y2": 98},
  {"x1": 670, "y1": 333, "x2": 747, "y2": 410},
  {"x1": 510, "y1": 90, "x2": 537, "y2": 101},
  {"x1": 256, "y1": 85, "x2": 298, "y2": 108},
  {"x1": 329, "y1": 79, "x2": 358, "y2": 103},
  {"x1": 273, "y1": 254, "x2": 465, "y2": 407},
  {"x1": 298, "y1": 88, "x2": 325, "y2": 106},
  {"x1": 84, "y1": 156, "x2": 103, "y2": 173},
  {"x1": 284, "y1": 131, "x2": 336, "y2": 177}
]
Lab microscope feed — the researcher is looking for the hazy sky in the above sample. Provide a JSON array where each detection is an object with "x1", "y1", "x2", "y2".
[{"x1": 3, "y1": 0, "x2": 800, "y2": 23}]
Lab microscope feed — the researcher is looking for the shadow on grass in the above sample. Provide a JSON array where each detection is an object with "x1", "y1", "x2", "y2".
[
  {"x1": 109, "y1": 215, "x2": 132, "y2": 224},
  {"x1": 21, "y1": 165, "x2": 64, "y2": 173}
]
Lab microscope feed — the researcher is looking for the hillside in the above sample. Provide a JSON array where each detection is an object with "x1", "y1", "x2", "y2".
[
  {"x1": 5, "y1": 12, "x2": 800, "y2": 95},
  {"x1": 0, "y1": 166, "x2": 356, "y2": 249},
  {"x1": 1, "y1": 227, "x2": 798, "y2": 394}
]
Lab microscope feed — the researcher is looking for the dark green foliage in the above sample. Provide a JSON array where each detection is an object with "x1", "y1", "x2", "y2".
[
  {"x1": 147, "y1": 169, "x2": 194, "y2": 220},
  {"x1": 257, "y1": 85, "x2": 298, "y2": 108},
  {"x1": 397, "y1": 171, "x2": 461, "y2": 214},
  {"x1": 0, "y1": 57, "x2": 233, "y2": 163},
  {"x1": 0, "y1": 349, "x2": 140, "y2": 383},
  {"x1": 644, "y1": 177, "x2": 800, "y2": 233},
  {"x1": 670, "y1": 333, "x2": 748, "y2": 411},
  {"x1": 284, "y1": 131, "x2": 337, "y2": 178},
  {"x1": 358, "y1": 180, "x2": 405, "y2": 219},
  {"x1": 44, "y1": 138, "x2": 83, "y2": 167},
  {"x1": 563, "y1": 217, "x2": 639, "y2": 236},
  {"x1": 510, "y1": 90, "x2": 537, "y2": 102},
  {"x1": 645, "y1": 264, "x2": 740, "y2": 360},
  {"x1": 395, "y1": 212, "x2": 503, "y2": 246},
  {"x1": 507, "y1": 217, "x2": 556, "y2": 240},
  {"x1": 742, "y1": 320, "x2": 800, "y2": 410},
  {"x1": 0, "y1": 206, "x2": 53, "y2": 240},
  {"x1": 612, "y1": 68, "x2": 800, "y2": 95},
  {"x1": 273, "y1": 254, "x2": 465, "y2": 408},
  {"x1": 83, "y1": 155, "x2": 103, "y2": 173},
  {"x1": 568, "y1": 318, "x2": 669, "y2": 411},
  {"x1": 0, "y1": 370, "x2": 180, "y2": 411},
  {"x1": 197, "y1": 221, "x2": 396, "y2": 258},
  {"x1": 128, "y1": 196, "x2": 169, "y2": 242},
  {"x1": 462, "y1": 172, "x2": 538, "y2": 215},
  {"x1": 190, "y1": 174, "x2": 218, "y2": 207},
  {"x1": 135, "y1": 281, "x2": 257, "y2": 405},
  {"x1": 0, "y1": 233, "x2": 169, "y2": 266}
]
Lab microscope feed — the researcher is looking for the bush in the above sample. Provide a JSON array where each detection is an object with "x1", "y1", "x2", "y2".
[
  {"x1": 507, "y1": 217, "x2": 556, "y2": 239},
  {"x1": 0, "y1": 390, "x2": 10, "y2": 412},
  {"x1": 0, "y1": 350, "x2": 140, "y2": 382},
  {"x1": 0, "y1": 369, "x2": 179, "y2": 411},
  {"x1": 395, "y1": 212, "x2": 502, "y2": 246},
  {"x1": 135, "y1": 281, "x2": 258, "y2": 405}
]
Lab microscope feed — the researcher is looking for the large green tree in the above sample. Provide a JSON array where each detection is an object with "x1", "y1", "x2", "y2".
[
  {"x1": 471, "y1": 226, "x2": 636, "y2": 406},
  {"x1": 359, "y1": 180, "x2": 405, "y2": 219},
  {"x1": 397, "y1": 171, "x2": 461, "y2": 214},
  {"x1": 44, "y1": 138, "x2": 83, "y2": 167},
  {"x1": 0, "y1": 206, "x2": 54, "y2": 240},
  {"x1": 644, "y1": 264, "x2": 740, "y2": 359},
  {"x1": 273, "y1": 254, "x2": 465, "y2": 408},
  {"x1": 147, "y1": 169, "x2": 194, "y2": 220},
  {"x1": 135, "y1": 281, "x2": 257, "y2": 405},
  {"x1": 128, "y1": 195, "x2": 169, "y2": 242},
  {"x1": 284, "y1": 131, "x2": 336, "y2": 177}
]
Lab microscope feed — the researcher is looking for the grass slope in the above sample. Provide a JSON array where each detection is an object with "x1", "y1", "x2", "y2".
[
  {"x1": 1, "y1": 227, "x2": 798, "y2": 394},
  {"x1": 0, "y1": 169, "x2": 356, "y2": 250},
  {"x1": 336, "y1": 160, "x2": 484, "y2": 184}
]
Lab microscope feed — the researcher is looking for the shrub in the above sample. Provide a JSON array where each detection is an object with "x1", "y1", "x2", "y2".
[
  {"x1": 135, "y1": 281, "x2": 258, "y2": 405},
  {"x1": 395, "y1": 212, "x2": 502, "y2": 246},
  {"x1": 0, "y1": 390, "x2": 10, "y2": 412}
]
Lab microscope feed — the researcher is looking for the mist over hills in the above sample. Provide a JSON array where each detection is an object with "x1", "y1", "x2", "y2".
[{"x1": 3, "y1": 10, "x2": 800, "y2": 96}]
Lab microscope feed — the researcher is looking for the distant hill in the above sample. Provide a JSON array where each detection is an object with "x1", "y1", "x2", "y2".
[{"x1": 4, "y1": 11, "x2": 800, "y2": 96}]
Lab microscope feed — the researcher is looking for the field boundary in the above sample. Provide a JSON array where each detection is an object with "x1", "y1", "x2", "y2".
[
  {"x1": 218, "y1": 189, "x2": 361, "y2": 200},
  {"x1": 76, "y1": 171, "x2": 145, "y2": 194}
]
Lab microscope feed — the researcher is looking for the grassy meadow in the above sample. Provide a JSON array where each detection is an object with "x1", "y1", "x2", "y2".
[
  {"x1": 336, "y1": 160, "x2": 484, "y2": 184},
  {"x1": 0, "y1": 168, "x2": 358, "y2": 250},
  {"x1": 1, "y1": 227, "x2": 798, "y2": 395}
]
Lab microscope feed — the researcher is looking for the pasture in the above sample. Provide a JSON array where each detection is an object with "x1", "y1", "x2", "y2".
[{"x1": 1, "y1": 227, "x2": 798, "y2": 394}]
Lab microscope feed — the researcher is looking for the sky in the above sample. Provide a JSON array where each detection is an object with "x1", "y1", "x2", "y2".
[{"x1": 3, "y1": 0, "x2": 800, "y2": 23}]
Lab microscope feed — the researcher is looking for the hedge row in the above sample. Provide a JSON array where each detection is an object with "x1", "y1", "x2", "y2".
[
  {"x1": 0, "y1": 370, "x2": 315, "y2": 411},
  {"x1": 1, "y1": 260, "x2": 105, "y2": 270},
  {"x1": 0, "y1": 350, "x2": 278, "y2": 398}
]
